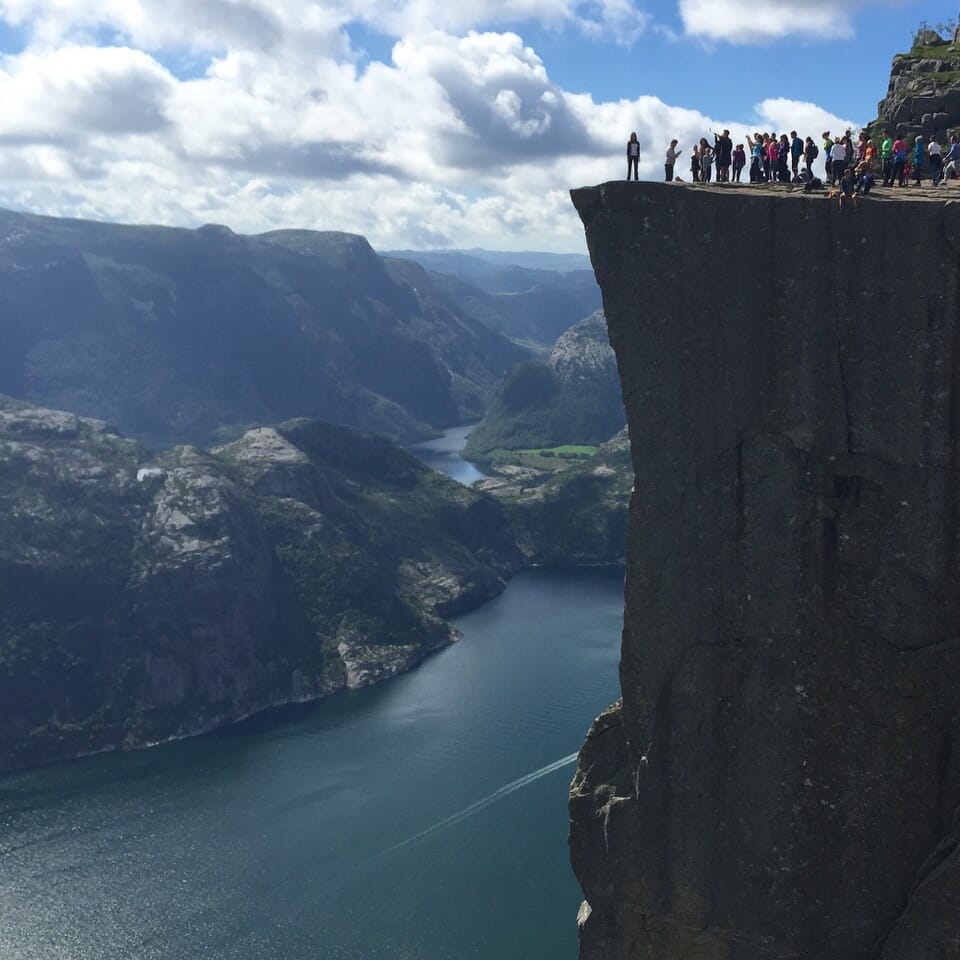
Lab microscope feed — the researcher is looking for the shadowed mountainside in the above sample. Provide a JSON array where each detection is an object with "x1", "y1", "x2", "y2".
[
  {"x1": 0, "y1": 396, "x2": 521, "y2": 771},
  {"x1": 0, "y1": 209, "x2": 528, "y2": 449},
  {"x1": 464, "y1": 310, "x2": 625, "y2": 462},
  {"x1": 383, "y1": 248, "x2": 601, "y2": 347}
]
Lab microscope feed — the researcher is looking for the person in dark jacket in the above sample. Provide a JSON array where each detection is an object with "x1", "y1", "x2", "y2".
[
  {"x1": 803, "y1": 136, "x2": 819, "y2": 178},
  {"x1": 790, "y1": 131, "x2": 803, "y2": 180},
  {"x1": 714, "y1": 129, "x2": 733, "y2": 182},
  {"x1": 626, "y1": 132, "x2": 640, "y2": 180},
  {"x1": 777, "y1": 134, "x2": 790, "y2": 182},
  {"x1": 732, "y1": 143, "x2": 746, "y2": 182}
]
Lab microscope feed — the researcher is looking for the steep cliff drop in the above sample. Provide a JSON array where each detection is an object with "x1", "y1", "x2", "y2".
[{"x1": 569, "y1": 181, "x2": 960, "y2": 959}]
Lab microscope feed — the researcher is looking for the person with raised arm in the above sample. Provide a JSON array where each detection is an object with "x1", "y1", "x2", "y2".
[{"x1": 664, "y1": 139, "x2": 682, "y2": 182}]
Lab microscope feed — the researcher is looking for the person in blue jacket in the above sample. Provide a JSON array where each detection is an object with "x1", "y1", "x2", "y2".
[
  {"x1": 790, "y1": 131, "x2": 804, "y2": 180},
  {"x1": 912, "y1": 135, "x2": 925, "y2": 185}
]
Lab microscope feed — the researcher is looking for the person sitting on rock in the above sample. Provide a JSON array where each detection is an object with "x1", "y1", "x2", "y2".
[
  {"x1": 855, "y1": 158, "x2": 875, "y2": 195},
  {"x1": 839, "y1": 165, "x2": 858, "y2": 210}
]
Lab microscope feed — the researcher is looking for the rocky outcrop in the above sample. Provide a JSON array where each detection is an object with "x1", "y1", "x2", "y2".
[
  {"x1": 500, "y1": 429, "x2": 631, "y2": 565},
  {"x1": 871, "y1": 29, "x2": 960, "y2": 143},
  {"x1": 569, "y1": 182, "x2": 960, "y2": 958},
  {"x1": 0, "y1": 398, "x2": 521, "y2": 771},
  {"x1": 464, "y1": 310, "x2": 625, "y2": 460},
  {"x1": 550, "y1": 311, "x2": 618, "y2": 380}
]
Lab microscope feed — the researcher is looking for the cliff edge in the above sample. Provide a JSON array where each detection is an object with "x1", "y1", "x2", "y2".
[{"x1": 569, "y1": 181, "x2": 960, "y2": 958}]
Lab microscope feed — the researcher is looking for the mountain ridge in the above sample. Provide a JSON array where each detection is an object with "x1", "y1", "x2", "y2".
[
  {"x1": 0, "y1": 207, "x2": 529, "y2": 449},
  {"x1": 0, "y1": 395, "x2": 521, "y2": 772}
]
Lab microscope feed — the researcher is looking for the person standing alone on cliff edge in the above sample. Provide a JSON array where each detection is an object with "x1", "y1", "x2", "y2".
[{"x1": 627, "y1": 132, "x2": 640, "y2": 180}]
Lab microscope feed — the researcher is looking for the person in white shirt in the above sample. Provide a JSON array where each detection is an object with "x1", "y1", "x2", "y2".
[
  {"x1": 928, "y1": 137, "x2": 944, "y2": 184},
  {"x1": 830, "y1": 137, "x2": 848, "y2": 185},
  {"x1": 664, "y1": 140, "x2": 682, "y2": 182}
]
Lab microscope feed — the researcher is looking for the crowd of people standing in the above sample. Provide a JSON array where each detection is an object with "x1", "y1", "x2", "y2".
[{"x1": 627, "y1": 127, "x2": 960, "y2": 193}]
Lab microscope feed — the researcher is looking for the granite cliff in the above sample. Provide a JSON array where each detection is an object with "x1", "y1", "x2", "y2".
[
  {"x1": 569, "y1": 182, "x2": 960, "y2": 958},
  {"x1": 0, "y1": 397, "x2": 520, "y2": 771}
]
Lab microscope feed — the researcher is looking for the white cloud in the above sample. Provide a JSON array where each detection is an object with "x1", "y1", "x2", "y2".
[
  {"x1": 678, "y1": 0, "x2": 905, "y2": 43},
  {"x1": 0, "y1": 3, "x2": 871, "y2": 251},
  {"x1": 0, "y1": 46, "x2": 174, "y2": 145},
  {"x1": 754, "y1": 98, "x2": 859, "y2": 142},
  {"x1": 0, "y1": 0, "x2": 649, "y2": 51},
  {"x1": 342, "y1": 0, "x2": 649, "y2": 44}
]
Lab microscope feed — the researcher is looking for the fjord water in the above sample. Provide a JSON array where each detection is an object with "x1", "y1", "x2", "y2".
[
  {"x1": 0, "y1": 432, "x2": 624, "y2": 960},
  {"x1": 411, "y1": 424, "x2": 487, "y2": 484}
]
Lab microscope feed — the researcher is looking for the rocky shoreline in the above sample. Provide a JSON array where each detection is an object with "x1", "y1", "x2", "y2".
[{"x1": 0, "y1": 399, "x2": 521, "y2": 772}]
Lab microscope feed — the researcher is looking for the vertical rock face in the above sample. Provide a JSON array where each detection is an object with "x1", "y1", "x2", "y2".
[{"x1": 569, "y1": 182, "x2": 960, "y2": 959}]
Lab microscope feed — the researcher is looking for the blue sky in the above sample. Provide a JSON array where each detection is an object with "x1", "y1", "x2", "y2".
[{"x1": 0, "y1": 0, "x2": 955, "y2": 251}]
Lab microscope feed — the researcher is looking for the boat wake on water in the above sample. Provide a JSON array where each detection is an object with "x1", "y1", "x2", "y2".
[{"x1": 382, "y1": 752, "x2": 580, "y2": 858}]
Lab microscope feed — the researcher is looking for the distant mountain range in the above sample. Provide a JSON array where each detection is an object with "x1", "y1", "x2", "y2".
[
  {"x1": 383, "y1": 248, "x2": 601, "y2": 347},
  {"x1": 381, "y1": 248, "x2": 592, "y2": 275},
  {"x1": 0, "y1": 210, "x2": 532, "y2": 450}
]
